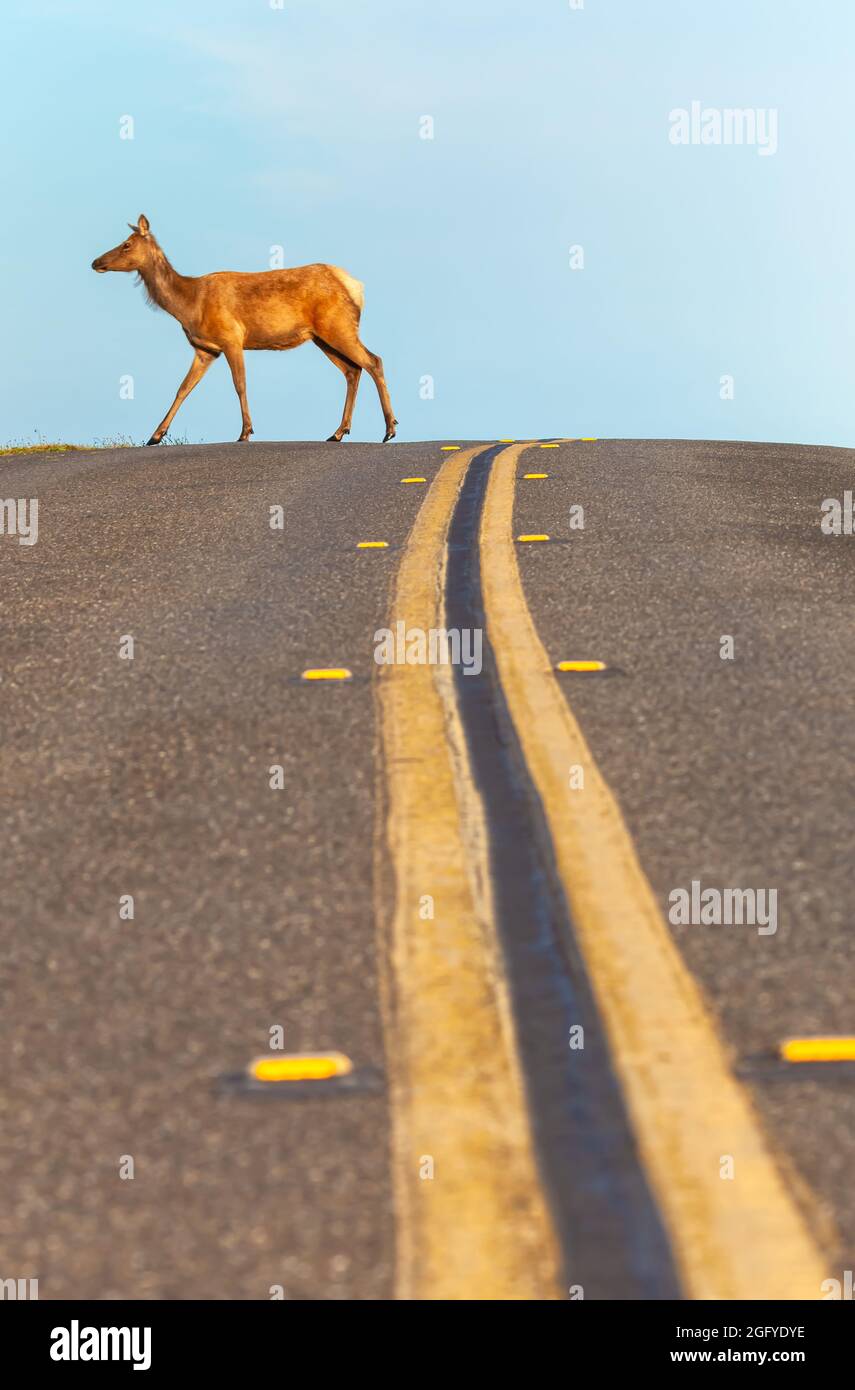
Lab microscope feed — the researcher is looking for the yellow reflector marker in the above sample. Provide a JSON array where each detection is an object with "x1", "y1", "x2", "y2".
[
  {"x1": 441, "y1": 445, "x2": 460, "y2": 451},
  {"x1": 556, "y1": 660, "x2": 607, "y2": 673},
  {"x1": 581, "y1": 437, "x2": 598, "y2": 441},
  {"x1": 539, "y1": 443, "x2": 560, "y2": 448},
  {"x1": 401, "y1": 477, "x2": 426, "y2": 484},
  {"x1": 499, "y1": 438, "x2": 516, "y2": 442},
  {"x1": 301, "y1": 668, "x2": 353, "y2": 681},
  {"x1": 250, "y1": 1053, "x2": 354, "y2": 1083},
  {"x1": 523, "y1": 473, "x2": 548, "y2": 479},
  {"x1": 357, "y1": 540, "x2": 388, "y2": 548},
  {"x1": 517, "y1": 534, "x2": 550, "y2": 542},
  {"x1": 780, "y1": 1038, "x2": 855, "y2": 1064}
]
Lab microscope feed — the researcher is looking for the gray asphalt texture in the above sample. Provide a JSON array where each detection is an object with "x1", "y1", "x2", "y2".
[
  {"x1": 0, "y1": 439, "x2": 467, "y2": 1300},
  {"x1": 514, "y1": 438, "x2": 855, "y2": 1273},
  {"x1": 2, "y1": 436, "x2": 853, "y2": 1299}
]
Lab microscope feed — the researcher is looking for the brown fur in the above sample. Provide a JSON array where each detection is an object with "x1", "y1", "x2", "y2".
[{"x1": 91, "y1": 215, "x2": 397, "y2": 444}]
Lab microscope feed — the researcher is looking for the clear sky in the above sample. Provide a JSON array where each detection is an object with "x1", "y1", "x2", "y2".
[{"x1": 3, "y1": 1, "x2": 854, "y2": 446}]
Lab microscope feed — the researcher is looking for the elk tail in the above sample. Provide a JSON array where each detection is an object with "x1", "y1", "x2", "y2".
[{"x1": 330, "y1": 266, "x2": 365, "y2": 313}]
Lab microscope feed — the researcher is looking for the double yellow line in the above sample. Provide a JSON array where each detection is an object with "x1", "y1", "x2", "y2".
[
  {"x1": 375, "y1": 442, "x2": 828, "y2": 1300},
  {"x1": 374, "y1": 447, "x2": 560, "y2": 1300}
]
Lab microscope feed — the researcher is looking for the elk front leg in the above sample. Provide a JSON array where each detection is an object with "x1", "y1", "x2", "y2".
[
  {"x1": 223, "y1": 345, "x2": 253, "y2": 442},
  {"x1": 146, "y1": 348, "x2": 218, "y2": 446}
]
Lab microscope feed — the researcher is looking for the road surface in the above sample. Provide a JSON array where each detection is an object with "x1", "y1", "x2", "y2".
[{"x1": 1, "y1": 436, "x2": 853, "y2": 1299}]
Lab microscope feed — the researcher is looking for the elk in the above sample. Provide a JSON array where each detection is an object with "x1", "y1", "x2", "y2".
[{"x1": 91, "y1": 215, "x2": 397, "y2": 445}]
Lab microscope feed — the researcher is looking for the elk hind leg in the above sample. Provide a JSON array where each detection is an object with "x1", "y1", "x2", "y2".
[
  {"x1": 321, "y1": 332, "x2": 397, "y2": 442},
  {"x1": 314, "y1": 340, "x2": 362, "y2": 441}
]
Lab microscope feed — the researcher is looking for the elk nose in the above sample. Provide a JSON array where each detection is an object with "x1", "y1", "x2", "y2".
[{"x1": 91, "y1": 257, "x2": 105, "y2": 271}]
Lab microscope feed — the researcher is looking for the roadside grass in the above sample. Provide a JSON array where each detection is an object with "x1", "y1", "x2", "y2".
[
  {"x1": 0, "y1": 443, "x2": 83, "y2": 456},
  {"x1": 0, "y1": 431, "x2": 195, "y2": 456}
]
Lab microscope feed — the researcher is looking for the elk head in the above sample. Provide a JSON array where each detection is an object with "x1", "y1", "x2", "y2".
[{"x1": 91, "y1": 215, "x2": 154, "y2": 273}]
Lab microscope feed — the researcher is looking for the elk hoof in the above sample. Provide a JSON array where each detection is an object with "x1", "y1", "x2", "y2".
[
  {"x1": 382, "y1": 426, "x2": 397, "y2": 443},
  {"x1": 237, "y1": 430, "x2": 254, "y2": 443},
  {"x1": 146, "y1": 434, "x2": 163, "y2": 446},
  {"x1": 326, "y1": 429, "x2": 349, "y2": 442}
]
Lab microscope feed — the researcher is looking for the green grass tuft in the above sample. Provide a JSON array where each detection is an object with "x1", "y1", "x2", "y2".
[
  {"x1": 1, "y1": 430, "x2": 197, "y2": 455},
  {"x1": 0, "y1": 443, "x2": 83, "y2": 456}
]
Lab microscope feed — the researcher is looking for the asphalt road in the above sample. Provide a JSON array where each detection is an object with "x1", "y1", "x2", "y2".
[
  {"x1": 0, "y1": 440, "x2": 457, "y2": 1300},
  {"x1": 1, "y1": 436, "x2": 853, "y2": 1298},
  {"x1": 514, "y1": 438, "x2": 855, "y2": 1274}
]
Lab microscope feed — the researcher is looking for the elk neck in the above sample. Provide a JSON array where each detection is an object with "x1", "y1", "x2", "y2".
[{"x1": 137, "y1": 244, "x2": 196, "y2": 322}]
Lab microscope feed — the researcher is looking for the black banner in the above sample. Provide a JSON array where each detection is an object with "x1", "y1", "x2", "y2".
[{"x1": 1, "y1": 1298, "x2": 850, "y2": 1375}]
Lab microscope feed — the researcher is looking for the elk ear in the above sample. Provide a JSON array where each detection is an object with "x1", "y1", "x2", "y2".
[{"x1": 137, "y1": 214, "x2": 151, "y2": 237}]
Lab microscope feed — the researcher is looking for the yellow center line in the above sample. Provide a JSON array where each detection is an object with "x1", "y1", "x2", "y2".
[
  {"x1": 374, "y1": 443, "x2": 560, "y2": 1301},
  {"x1": 479, "y1": 442, "x2": 829, "y2": 1301}
]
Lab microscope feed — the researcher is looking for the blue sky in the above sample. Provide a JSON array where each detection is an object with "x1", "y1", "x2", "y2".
[{"x1": 3, "y1": 0, "x2": 854, "y2": 446}]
